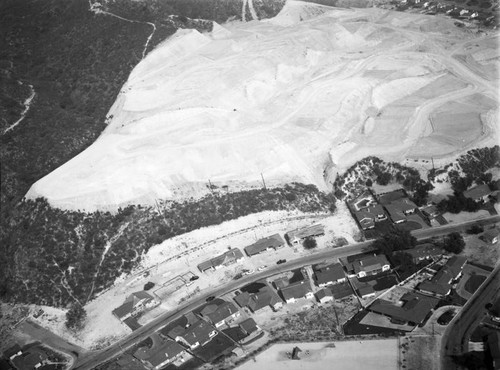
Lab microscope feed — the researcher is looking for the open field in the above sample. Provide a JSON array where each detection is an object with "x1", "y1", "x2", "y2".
[
  {"x1": 26, "y1": 2, "x2": 499, "y2": 211},
  {"x1": 237, "y1": 339, "x2": 398, "y2": 370}
]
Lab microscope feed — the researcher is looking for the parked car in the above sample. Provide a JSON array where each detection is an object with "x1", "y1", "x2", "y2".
[
  {"x1": 206, "y1": 296, "x2": 215, "y2": 302},
  {"x1": 190, "y1": 275, "x2": 199, "y2": 281},
  {"x1": 257, "y1": 265, "x2": 267, "y2": 271},
  {"x1": 277, "y1": 259, "x2": 287, "y2": 265}
]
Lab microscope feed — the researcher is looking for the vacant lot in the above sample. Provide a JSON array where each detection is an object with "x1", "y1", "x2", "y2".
[
  {"x1": 237, "y1": 340, "x2": 398, "y2": 370},
  {"x1": 399, "y1": 335, "x2": 441, "y2": 370}
]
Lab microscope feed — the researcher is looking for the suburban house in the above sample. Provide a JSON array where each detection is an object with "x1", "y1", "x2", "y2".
[
  {"x1": 244, "y1": 234, "x2": 285, "y2": 256},
  {"x1": 421, "y1": 205, "x2": 439, "y2": 219},
  {"x1": 285, "y1": 224, "x2": 325, "y2": 245},
  {"x1": 330, "y1": 282, "x2": 354, "y2": 299},
  {"x1": 384, "y1": 199, "x2": 418, "y2": 224},
  {"x1": 134, "y1": 338, "x2": 188, "y2": 369},
  {"x1": 417, "y1": 256, "x2": 467, "y2": 297},
  {"x1": 168, "y1": 320, "x2": 217, "y2": 350},
  {"x1": 234, "y1": 285, "x2": 283, "y2": 312},
  {"x1": 280, "y1": 280, "x2": 314, "y2": 303},
  {"x1": 3, "y1": 344, "x2": 22, "y2": 361},
  {"x1": 349, "y1": 254, "x2": 391, "y2": 278},
  {"x1": 357, "y1": 285, "x2": 376, "y2": 298},
  {"x1": 396, "y1": 243, "x2": 442, "y2": 264},
  {"x1": 313, "y1": 262, "x2": 346, "y2": 287},
  {"x1": 369, "y1": 292, "x2": 439, "y2": 326},
  {"x1": 112, "y1": 291, "x2": 157, "y2": 321},
  {"x1": 316, "y1": 288, "x2": 334, "y2": 304},
  {"x1": 353, "y1": 204, "x2": 388, "y2": 230},
  {"x1": 197, "y1": 248, "x2": 244, "y2": 272},
  {"x1": 239, "y1": 318, "x2": 260, "y2": 336},
  {"x1": 463, "y1": 184, "x2": 492, "y2": 202},
  {"x1": 199, "y1": 301, "x2": 240, "y2": 328},
  {"x1": 484, "y1": 228, "x2": 499, "y2": 244}
]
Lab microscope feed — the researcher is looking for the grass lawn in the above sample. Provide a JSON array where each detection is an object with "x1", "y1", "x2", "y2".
[{"x1": 464, "y1": 274, "x2": 486, "y2": 294}]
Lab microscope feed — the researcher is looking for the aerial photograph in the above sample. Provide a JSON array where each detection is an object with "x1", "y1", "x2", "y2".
[{"x1": 0, "y1": 0, "x2": 499, "y2": 369}]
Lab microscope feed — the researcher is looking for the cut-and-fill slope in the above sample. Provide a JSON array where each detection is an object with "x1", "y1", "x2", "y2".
[{"x1": 26, "y1": 2, "x2": 498, "y2": 211}]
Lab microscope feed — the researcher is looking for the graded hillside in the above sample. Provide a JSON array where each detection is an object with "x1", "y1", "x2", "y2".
[{"x1": 26, "y1": 1, "x2": 499, "y2": 211}]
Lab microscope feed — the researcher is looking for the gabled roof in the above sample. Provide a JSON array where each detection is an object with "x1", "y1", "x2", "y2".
[
  {"x1": 417, "y1": 256, "x2": 466, "y2": 295},
  {"x1": 313, "y1": 263, "x2": 345, "y2": 285},
  {"x1": 285, "y1": 224, "x2": 325, "y2": 242},
  {"x1": 234, "y1": 286, "x2": 282, "y2": 312},
  {"x1": 352, "y1": 255, "x2": 390, "y2": 274},
  {"x1": 445, "y1": 255, "x2": 467, "y2": 277},
  {"x1": 331, "y1": 282, "x2": 354, "y2": 299},
  {"x1": 358, "y1": 285, "x2": 375, "y2": 296},
  {"x1": 239, "y1": 318, "x2": 258, "y2": 335},
  {"x1": 280, "y1": 280, "x2": 313, "y2": 301},
  {"x1": 390, "y1": 198, "x2": 417, "y2": 213},
  {"x1": 316, "y1": 288, "x2": 334, "y2": 300},
  {"x1": 198, "y1": 248, "x2": 244, "y2": 271},
  {"x1": 244, "y1": 234, "x2": 285, "y2": 256},
  {"x1": 400, "y1": 243, "x2": 442, "y2": 260},
  {"x1": 369, "y1": 292, "x2": 439, "y2": 324},
  {"x1": 463, "y1": 184, "x2": 491, "y2": 200},
  {"x1": 205, "y1": 301, "x2": 238, "y2": 324},
  {"x1": 148, "y1": 340, "x2": 185, "y2": 367},
  {"x1": 113, "y1": 291, "x2": 154, "y2": 319},
  {"x1": 421, "y1": 205, "x2": 439, "y2": 217},
  {"x1": 384, "y1": 204, "x2": 406, "y2": 223},
  {"x1": 179, "y1": 320, "x2": 214, "y2": 346}
]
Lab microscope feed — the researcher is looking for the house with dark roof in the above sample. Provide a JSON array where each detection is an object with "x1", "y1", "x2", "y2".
[
  {"x1": 330, "y1": 282, "x2": 354, "y2": 299},
  {"x1": 463, "y1": 184, "x2": 492, "y2": 202},
  {"x1": 353, "y1": 205, "x2": 387, "y2": 230},
  {"x1": 244, "y1": 234, "x2": 285, "y2": 256},
  {"x1": 112, "y1": 291, "x2": 157, "y2": 321},
  {"x1": 234, "y1": 285, "x2": 283, "y2": 312},
  {"x1": 285, "y1": 224, "x2": 325, "y2": 245},
  {"x1": 313, "y1": 262, "x2": 346, "y2": 287},
  {"x1": 484, "y1": 228, "x2": 499, "y2": 244},
  {"x1": 417, "y1": 256, "x2": 467, "y2": 297},
  {"x1": 396, "y1": 243, "x2": 442, "y2": 264},
  {"x1": 421, "y1": 205, "x2": 439, "y2": 219},
  {"x1": 239, "y1": 318, "x2": 260, "y2": 336},
  {"x1": 280, "y1": 280, "x2": 314, "y2": 303},
  {"x1": 169, "y1": 320, "x2": 217, "y2": 350},
  {"x1": 357, "y1": 285, "x2": 376, "y2": 298},
  {"x1": 134, "y1": 338, "x2": 188, "y2": 370},
  {"x1": 384, "y1": 199, "x2": 417, "y2": 224},
  {"x1": 197, "y1": 248, "x2": 244, "y2": 272},
  {"x1": 199, "y1": 301, "x2": 240, "y2": 328},
  {"x1": 349, "y1": 254, "x2": 390, "y2": 278},
  {"x1": 3, "y1": 345, "x2": 22, "y2": 361},
  {"x1": 369, "y1": 292, "x2": 439, "y2": 326},
  {"x1": 316, "y1": 288, "x2": 334, "y2": 304}
]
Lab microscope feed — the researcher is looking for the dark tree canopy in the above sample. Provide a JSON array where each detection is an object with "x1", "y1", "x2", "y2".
[
  {"x1": 65, "y1": 303, "x2": 87, "y2": 331},
  {"x1": 144, "y1": 282, "x2": 155, "y2": 291},
  {"x1": 372, "y1": 229, "x2": 417, "y2": 256},
  {"x1": 442, "y1": 232, "x2": 465, "y2": 254},
  {"x1": 303, "y1": 237, "x2": 317, "y2": 250}
]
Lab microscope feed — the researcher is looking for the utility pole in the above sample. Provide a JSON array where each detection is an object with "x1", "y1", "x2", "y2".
[{"x1": 261, "y1": 172, "x2": 267, "y2": 190}]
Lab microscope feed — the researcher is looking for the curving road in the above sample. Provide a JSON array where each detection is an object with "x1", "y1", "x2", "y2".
[
  {"x1": 440, "y1": 260, "x2": 500, "y2": 370},
  {"x1": 72, "y1": 215, "x2": 499, "y2": 370}
]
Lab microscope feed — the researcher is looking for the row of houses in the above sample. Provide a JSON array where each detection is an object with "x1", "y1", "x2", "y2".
[
  {"x1": 350, "y1": 189, "x2": 419, "y2": 230},
  {"x1": 197, "y1": 224, "x2": 326, "y2": 272}
]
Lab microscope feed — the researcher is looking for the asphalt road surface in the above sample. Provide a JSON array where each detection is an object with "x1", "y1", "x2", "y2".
[
  {"x1": 440, "y1": 261, "x2": 500, "y2": 370},
  {"x1": 73, "y1": 215, "x2": 500, "y2": 370}
]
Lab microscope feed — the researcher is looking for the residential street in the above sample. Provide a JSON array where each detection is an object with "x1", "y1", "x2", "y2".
[{"x1": 72, "y1": 215, "x2": 500, "y2": 370}]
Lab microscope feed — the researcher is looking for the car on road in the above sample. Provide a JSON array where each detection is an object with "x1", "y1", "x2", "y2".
[
  {"x1": 206, "y1": 296, "x2": 215, "y2": 302},
  {"x1": 277, "y1": 259, "x2": 287, "y2": 265},
  {"x1": 242, "y1": 269, "x2": 255, "y2": 276},
  {"x1": 257, "y1": 265, "x2": 267, "y2": 271},
  {"x1": 190, "y1": 275, "x2": 199, "y2": 281}
]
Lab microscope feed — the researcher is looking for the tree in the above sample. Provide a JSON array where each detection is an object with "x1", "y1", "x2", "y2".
[
  {"x1": 366, "y1": 178, "x2": 373, "y2": 187},
  {"x1": 65, "y1": 303, "x2": 87, "y2": 331},
  {"x1": 372, "y1": 229, "x2": 417, "y2": 256},
  {"x1": 303, "y1": 237, "x2": 317, "y2": 250},
  {"x1": 144, "y1": 281, "x2": 155, "y2": 290},
  {"x1": 376, "y1": 172, "x2": 392, "y2": 186},
  {"x1": 443, "y1": 232, "x2": 465, "y2": 254}
]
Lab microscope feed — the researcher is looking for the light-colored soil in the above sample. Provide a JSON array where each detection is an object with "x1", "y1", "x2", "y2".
[
  {"x1": 26, "y1": 3, "x2": 498, "y2": 211},
  {"x1": 237, "y1": 339, "x2": 399, "y2": 370},
  {"x1": 462, "y1": 233, "x2": 500, "y2": 267}
]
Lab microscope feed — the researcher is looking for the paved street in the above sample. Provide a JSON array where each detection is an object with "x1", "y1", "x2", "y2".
[{"x1": 71, "y1": 215, "x2": 499, "y2": 369}]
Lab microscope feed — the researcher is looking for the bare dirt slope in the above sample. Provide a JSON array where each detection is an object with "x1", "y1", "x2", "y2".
[{"x1": 26, "y1": 1, "x2": 499, "y2": 211}]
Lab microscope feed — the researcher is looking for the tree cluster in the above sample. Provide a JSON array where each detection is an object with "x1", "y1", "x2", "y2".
[
  {"x1": 441, "y1": 232, "x2": 465, "y2": 254},
  {"x1": 65, "y1": 303, "x2": 87, "y2": 331}
]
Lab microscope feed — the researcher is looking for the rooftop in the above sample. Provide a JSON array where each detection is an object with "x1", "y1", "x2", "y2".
[
  {"x1": 197, "y1": 248, "x2": 244, "y2": 271},
  {"x1": 280, "y1": 280, "x2": 313, "y2": 301},
  {"x1": 285, "y1": 224, "x2": 325, "y2": 243},
  {"x1": 352, "y1": 254, "x2": 390, "y2": 274},
  {"x1": 244, "y1": 234, "x2": 285, "y2": 256},
  {"x1": 112, "y1": 291, "x2": 154, "y2": 319},
  {"x1": 313, "y1": 262, "x2": 345, "y2": 285},
  {"x1": 234, "y1": 285, "x2": 282, "y2": 312},
  {"x1": 369, "y1": 292, "x2": 439, "y2": 324},
  {"x1": 239, "y1": 318, "x2": 259, "y2": 334},
  {"x1": 202, "y1": 301, "x2": 239, "y2": 324}
]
